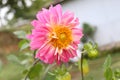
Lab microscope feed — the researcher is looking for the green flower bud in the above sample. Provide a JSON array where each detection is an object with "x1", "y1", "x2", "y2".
[
  {"x1": 84, "y1": 43, "x2": 93, "y2": 51},
  {"x1": 88, "y1": 49, "x2": 98, "y2": 58},
  {"x1": 57, "y1": 72, "x2": 71, "y2": 80}
]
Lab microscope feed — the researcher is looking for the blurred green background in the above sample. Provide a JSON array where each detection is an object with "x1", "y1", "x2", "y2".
[{"x1": 0, "y1": 0, "x2": 120, "y2": 80}]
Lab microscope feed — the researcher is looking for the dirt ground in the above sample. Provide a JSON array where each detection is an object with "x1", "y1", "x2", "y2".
[{"x1": 0, "y1": 31, "x2": 20, "y2": 63}]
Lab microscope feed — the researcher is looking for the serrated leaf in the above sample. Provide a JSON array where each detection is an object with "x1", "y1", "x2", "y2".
[
  {"x1": 103, "y1": 55, "x2": 112, "y2": 70},
  {"x1": 13, "y1": 31, "x2": 26, "y2": 39},
  {"x1": 19, "y1": 40, "x2": 28, "y2": 48},
  {"x1": 28, "y1": 63, "x2": 43, "y2": 79},
  {"x1": 19, "y1": 40, "x2": 29, "y2": 51},
  {"x1": 20, "y1": 59, "x2": 30, "y2": 65},
  {"x1": 45, "y1": 73, "x2": 56, "y2": 80},
  {"x1": 104, "y1": 68, "x2": 113, "y2": 80},
  {"x1": 7, "y1": 55, "x2": 20, "y2": 64},
  {"x1": 48, "y1": 72, "x2": 55, "y2": 76},
  {"x1": 22, "y1": 69, "x2": 29, "y2": 75}
]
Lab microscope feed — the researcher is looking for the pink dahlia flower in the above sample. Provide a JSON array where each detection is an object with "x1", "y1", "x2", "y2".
[{"x1": 27, "y1": 4, "x2": 83, "y2": 64}]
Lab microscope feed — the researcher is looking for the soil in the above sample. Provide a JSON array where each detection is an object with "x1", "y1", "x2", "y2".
[{"x1": 0, "y1": 31, "x2": 20, "y2": 63}]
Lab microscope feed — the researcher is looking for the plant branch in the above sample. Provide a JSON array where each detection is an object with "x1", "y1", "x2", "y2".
[{"x1": 81, "y1": 52, "x2": 84, "y2": 80}]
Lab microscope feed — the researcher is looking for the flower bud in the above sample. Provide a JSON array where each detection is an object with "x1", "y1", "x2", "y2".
[
  {"x1": 57, "y1": 72, "x2": 71, "y2": 80},
  {"x1": 88, "y1": 49, "x2": 98, "y2": 58}
]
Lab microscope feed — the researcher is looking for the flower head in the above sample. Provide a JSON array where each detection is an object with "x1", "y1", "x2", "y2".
[{"x1": 27, "y1": 4, "x2": 83, "y2": 64}]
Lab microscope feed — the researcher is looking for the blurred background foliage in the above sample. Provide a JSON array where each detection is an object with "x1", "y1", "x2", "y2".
[
  {"x1": 0, "y1": 0, "x2": 120, "y2": 80},
  {"x1": 0, "y1": 0, "x2": 55, "y2": 27},
  {"x1": 81, "y1": 23, "x2": 96, "y2": 43},
  {"x1": 0, "y1": 0, "x2": 53, "y2": 19}
]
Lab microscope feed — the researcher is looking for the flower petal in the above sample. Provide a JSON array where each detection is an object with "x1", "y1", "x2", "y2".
[{"x1": 72, "y1": 28, "x2": 83, "y2": 43}]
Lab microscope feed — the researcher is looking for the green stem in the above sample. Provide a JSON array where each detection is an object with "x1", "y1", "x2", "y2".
[
  {"x1": 33, "y1": 50, "x2": 36, "y2": 60},
  {"x1": 81, "y1": 53, "x2": 84, "y2": 80}
]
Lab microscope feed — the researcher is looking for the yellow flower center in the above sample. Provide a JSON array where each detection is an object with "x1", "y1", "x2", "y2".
[
  {"x1": 50, "y1": 26, "x2": 72, "y2": 49},
  {"x1": 60, "y1": 33, "x2": 66, "y2": 41}
]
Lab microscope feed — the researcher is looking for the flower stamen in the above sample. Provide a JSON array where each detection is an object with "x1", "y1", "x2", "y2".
[{"x1": 50, "y1": 26, "x2": 72, "y2": 49}]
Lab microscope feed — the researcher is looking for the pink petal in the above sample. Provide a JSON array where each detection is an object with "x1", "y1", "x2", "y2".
[
  {"x1": 30, "y1": 39, "x2": 46, "y2": 50},
  {"x1": 60, "y1": 50, "x2": 69, "y2": 62},
  {"x1": 67, "y1": 18, "x2": 80, "y2": 28},
  {"x1": 66, "y1": 48, "x2": 77, "y2": 58},
  {"x1": 62, "y1": 11, "x2": 74, "y2": 25},
  {"x1": 31, "y1": 20, "x2": 42, "y2": 28},
  {"x1": 49, "y1": 6, "x2": 58, "y2": 25},
  {"x1": 54, "y1": 4, "x2": 62, "y2": 24},
  {"x1": 36, "y1": 10, "x2": 50, "y2": 24},
  {"x1": 72, "y1": 28, "x2": 83, "y2": 42}
]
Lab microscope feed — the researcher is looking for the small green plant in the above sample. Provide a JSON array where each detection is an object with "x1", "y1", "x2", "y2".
[{"x1": 103, "y1": 55, "x2": 120, "y2": 80}]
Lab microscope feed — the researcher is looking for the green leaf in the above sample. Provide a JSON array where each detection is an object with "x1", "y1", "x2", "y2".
[
  {"x1": 19, "y1": 40, "x2": 29, "y2": 51},
  {"x1": 22, "y1": 69, "x2": 29, "y2": 75},
  {"x1": 103, "y1": 55, "x2": 112, "y2": 70},
  {"x1": 55, "y1": 65, "x2": 67, "y2": 76},
  {"x1": 7, "y1": 55, "x2": 20, "y2": 64},
  {"x1": 13, "y1": 31, "x2": 26, "y2": 39},
  {"x1": 104, "y1": 68, "x2": 113, "y2": 80},
  {"x1": 48, "y1": 72, "x2": 55, "y2": 76},
  {"x1": 28, "y1": 63, "x2": 43, "y2": 79},
  {"x1": 45, "y1": 73, "x2": 56, "y2": 80},
  {"x1": 19, "y1": 40, "x2": 27, "y2": 48}
]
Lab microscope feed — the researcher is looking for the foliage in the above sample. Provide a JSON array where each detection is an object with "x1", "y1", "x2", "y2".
[
  {"x1": 13, "y1": 30, "x2": 27, "y2": 39},
  {"x1": 26, "y1": 63, "x2": 43, "y2": 79},
  {"x1": 103, "y1": 55, "x2": 120, "y2": 80},
  {"x1": 103, "y1": 55, "x2": 112, "y2": 70},
  {"x1": 103, "y1": 55, "x2": 113, "y2": 80},
  {"x1": 81, "y1": 23, "x2": 96, "y2": 43},
  {"x1": 0, "y1": 0, "x2": 53, "y2": 20},
  {"x1": 84, "y1": 42, "x2": 98, "y2": 58},
  {"x1": 47, "y1": 65, "x2": 71, "y2": 80},
  {"x1": 83, "y1": 23, "x2": 95, "y2": 37},
  {"x1": 7, "y1": 54, "x2": 21, "y2": 65},
  {"x1": 18, "y1": 39, "x2": 29, "y2": 51},
  {"x1": 114, "y1": 69, "x2": 120, "y2": 79}
]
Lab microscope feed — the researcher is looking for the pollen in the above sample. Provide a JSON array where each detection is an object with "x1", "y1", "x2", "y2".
[
  {"x1": 50, "y1": 26, "x2": 72, "y2": 49},
  {"x1": 60, "y1": 33, "x2": 66, "y2": 41}
]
